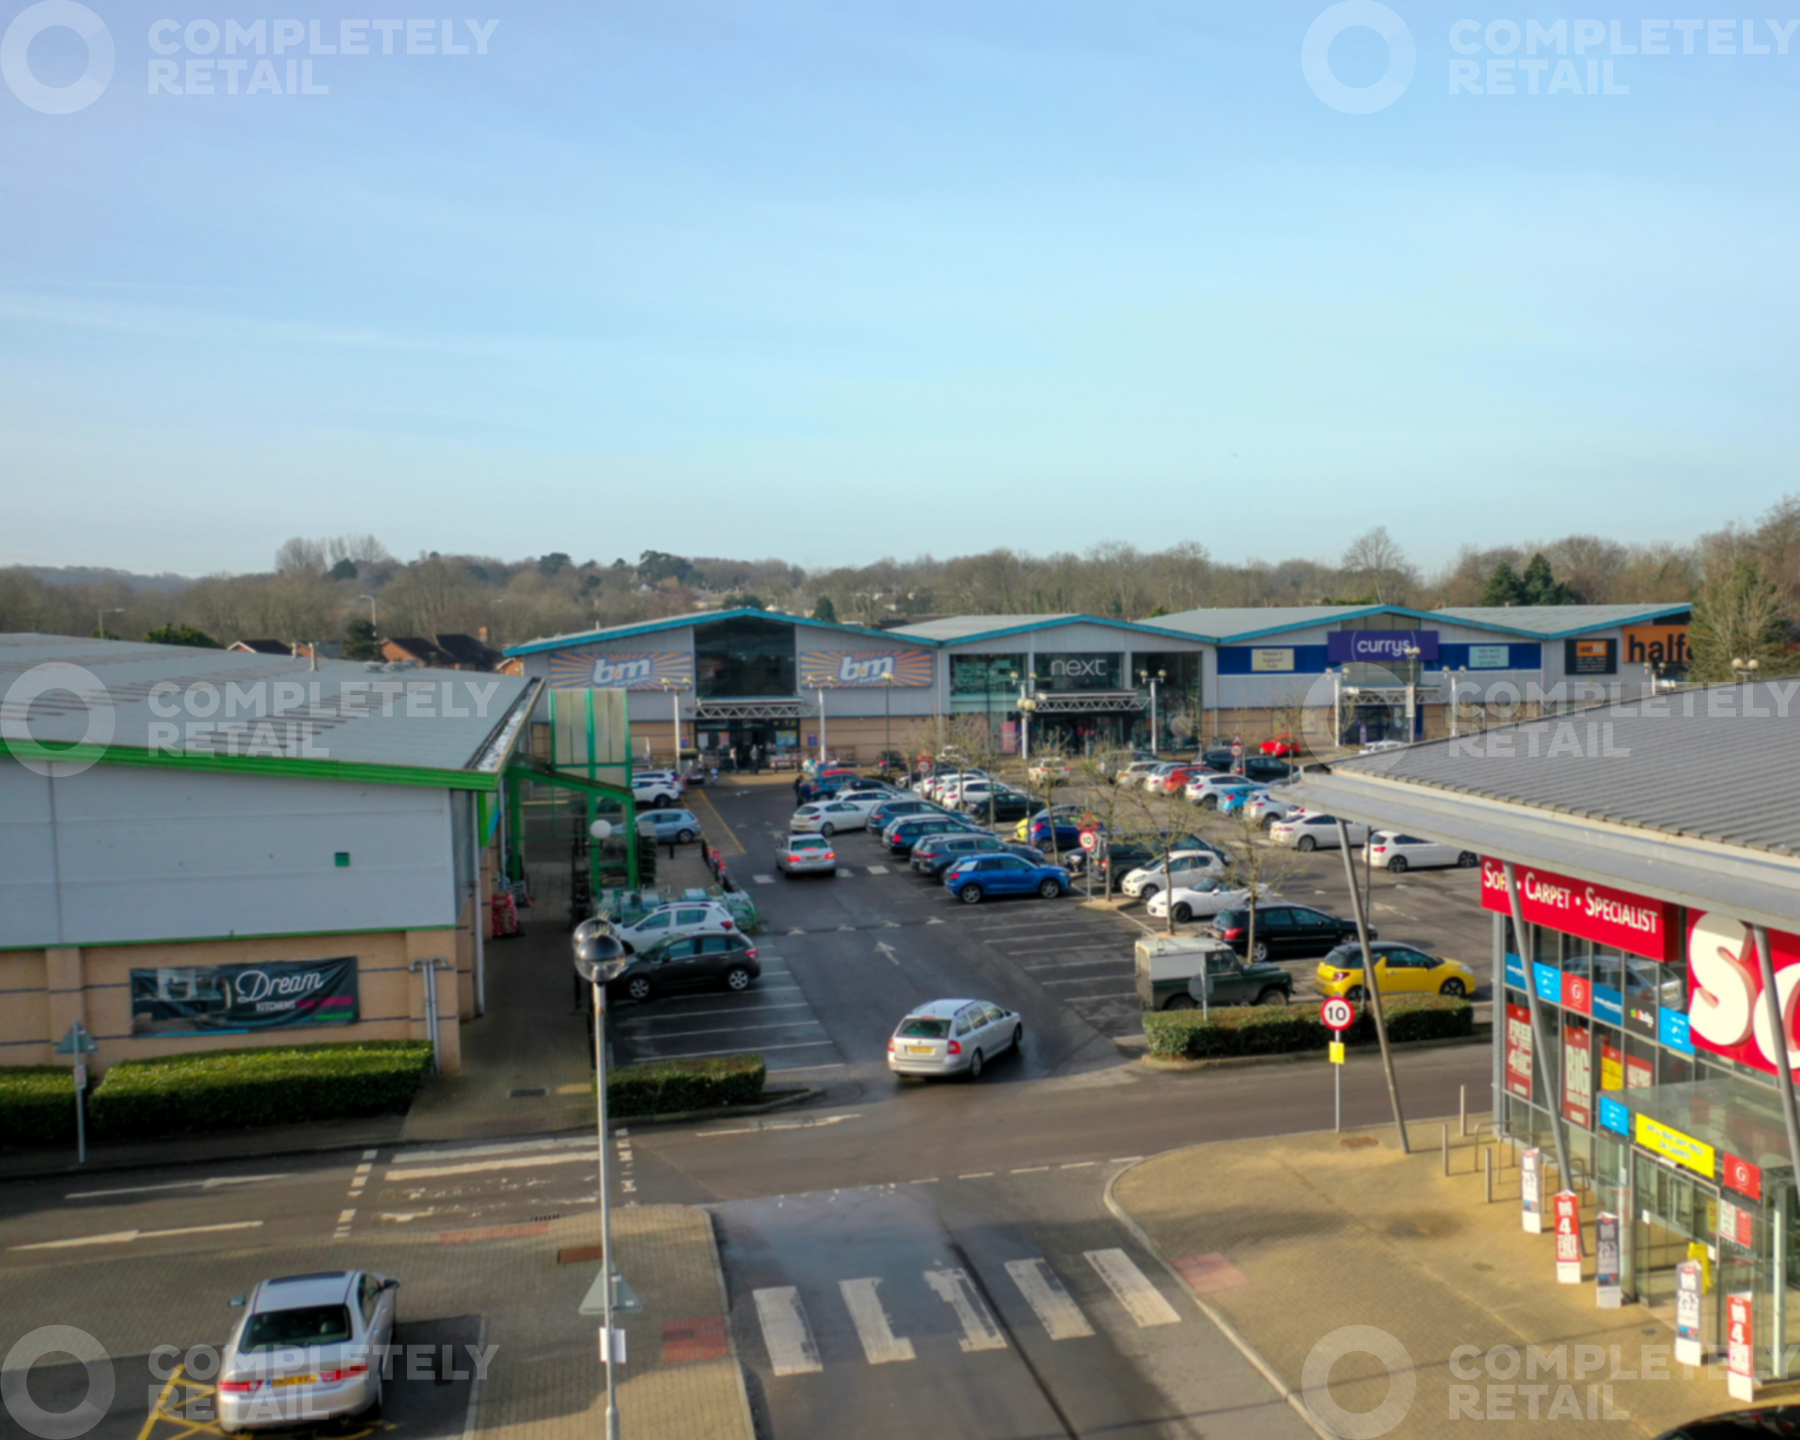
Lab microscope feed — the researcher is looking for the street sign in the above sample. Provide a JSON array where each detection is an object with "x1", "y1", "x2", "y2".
[
  {"x1": 54, "y1": 1020, "x2": 97, "y2": 1056},
  {"x1": 1079, "y1": 830, "x2": 1099, "y2": 852},
  {"x1": 916, "y1": 756, "x2": 933, "y2": 775},
  {"x1": 1230, "y1": 742, "x2": 1244, "y2": 758},
  {"x1": 73, "y1": 1062, "x2": 87, "y2": 1091},
  {"x1": 1081, "y1": 812, "x2": 1097, "y2": 828},
  {"x1": 1320, "y1": 997, "x2": 1354, "y2": 1031}
]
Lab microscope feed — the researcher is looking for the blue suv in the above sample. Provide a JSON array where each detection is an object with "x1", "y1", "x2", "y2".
[{"x1": 944, "y1": 853, "x2": 1071, "y2": 904}]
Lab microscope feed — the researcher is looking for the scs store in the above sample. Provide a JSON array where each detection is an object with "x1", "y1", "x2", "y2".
[{"x1": 1492, "y1": 859, "x2": 1800, "y2": 1377}]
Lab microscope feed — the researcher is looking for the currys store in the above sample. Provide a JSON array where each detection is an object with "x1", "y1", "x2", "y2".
[{"x1": 1290, "y1": 685, "x2": 1800, "y2": 1386}]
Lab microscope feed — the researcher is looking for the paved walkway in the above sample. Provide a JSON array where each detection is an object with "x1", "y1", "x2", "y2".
[{"x1": 1110, "y1": 1117, "x2": 1785, "y2": 1438}]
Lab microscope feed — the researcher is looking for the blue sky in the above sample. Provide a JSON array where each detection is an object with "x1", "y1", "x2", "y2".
[{"x1": 2, "y1": 0, "x2": 1797, "y2": 575}]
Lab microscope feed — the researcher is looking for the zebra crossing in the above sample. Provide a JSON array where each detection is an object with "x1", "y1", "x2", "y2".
[{"x1": 749, "y1": 1246, "x2": 1179, "y2": 1375}]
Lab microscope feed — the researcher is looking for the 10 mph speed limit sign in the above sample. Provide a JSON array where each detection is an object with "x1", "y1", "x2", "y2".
[
  {"x1": 1079, "y1": 830, "x2": 1099, "y2": 851},
  {"x1": 1320, "y1": 997, "x2": 1355, "y2": 1030}
]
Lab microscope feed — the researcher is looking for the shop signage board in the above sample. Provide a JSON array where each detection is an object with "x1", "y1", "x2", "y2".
[
  {"x1": 1591, "y1": 983, "x2": 1623, "y2": 1025},
  {"x1": 1723, "y1": 1153, "x2": 1763, "y2": 1202},
  {"x1": 1635, "y1": 1114, "x2": 1716, "y2": 1179},
  {"x1": 1623, "y1": 625, "x2": 1691, "y2": 668},
  {"x1": 1595, "y1": 1213, "x2": 1622, "y2": 1307},
  {"x1": 1553, "y1": 1191, "x2": 1582, "y2": 1283},
  {"x1": 1566, "y1": 638, "x2": 1617, "y2": 675},
  {"x1": 1597, "y1": 1095, "x2": 1631, "y2": 1137},
  {"x1": 1718, "y1": 1198, "x2": 1755, "y2": 1249},
  {"x1": 1504, "y1": 1004, "x2": 1534, "y2": 1099},
  {"x1": 1467, "y1": 644, "x2": 1511, "y2": 669},
  {"x1": 1250, "y1": 649, "x2": 1295, "y2": 672},
  {"x1": 1675, "y1": 1262, "x2": 1704, "y2": 1366},
  {"x1": 798, "y1": 647, "x2": 934, "y2": 688},
  {"x1": 1687, "y1": 911, "x2": 1800, "y2": 1081},
  {"x1": 1728, "y1": 1293, "x2": 1755, "y2": 1402},
  {"x1": 549, "y1": 648, "x2": 694, "y2": 691},
  {"x1": 1599, "y1": 1041, "x2": 1623, "y2": 1092},
  {"x1": 1521, "y1": 1147, "x2": 1543, "y2": 1233},
  {"x1": 1562, "y1": 1024, "x2": 1593, "y2": 1129},
  {"x1": 1480, "y1": 860, "x2": 1675, "y2": 962},
  {"x1": 1326, "y1": 630, "x2": 1440, "y2": 664},
  {"x1": 130, "y1": 956, "x2": 359, "y2": 1035}
]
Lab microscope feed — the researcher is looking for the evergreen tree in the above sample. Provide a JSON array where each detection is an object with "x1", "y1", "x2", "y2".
[
  {"x1": 328, "y1": 557, "x2": 358, "y2": 581},
  {"x1": 1479, "y1": 560, "x2": 1527, "y2": 606},
  {"x1": 343, "y1": 617, "x2": 382, "y2": 660},
  {"x1": 811, "y1": 595, "x2": 838, "y2": 623},
  {"x1": 144, "y1": 623, "x2": 220, "y2": 648},
  {"x1": 1519, "y1": 553, "x2": 1575, "y2": 605},
  {"x1": 1688, "y1": 560, "x2": 1791, "y2": 682}
]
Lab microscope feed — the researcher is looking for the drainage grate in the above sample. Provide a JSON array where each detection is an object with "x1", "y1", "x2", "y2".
[
  {"x1": 530, "y1": 1213, "x2": 563, "y2": 1223},
  {"x1": 509, "y1": 1087, "x2": 548, "y2": 1098}
]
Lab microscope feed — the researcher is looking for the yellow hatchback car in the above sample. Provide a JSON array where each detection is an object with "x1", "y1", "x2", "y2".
[{"x1": 1315, "y1": 942, "x2": 1478, "y2": 1000}]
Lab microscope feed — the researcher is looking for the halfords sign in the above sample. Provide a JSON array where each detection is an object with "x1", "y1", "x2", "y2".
[
  {"x1": 1688, "y1": 912, "x2": 1800, "y2": 1081},
  {"x1": 798, "y1": 647, "x2": 933, "y2": 688},
  {"x1": 1326, "y1": 630, "x2": 1439, "y2": 664},
  {"x1": 547, "y1": 649, "x2": 695, "y2": 690},
  {"x1": 1480, "y1": 860, "x2": 1674, "y2": 962}
]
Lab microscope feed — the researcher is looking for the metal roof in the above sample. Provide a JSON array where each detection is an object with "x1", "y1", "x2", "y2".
[
  {"x1": 1284, "y1": 681, "x2": 1800, "y2": 930},
  {"x1": 885, "y1": 613, "x2": 1209, "y2": 645},
  {"x1": 0, "y1": 634, "x2": 535, "y2": 783},
  {"x1": 1432, "y1": 604, "x2": 1691, "y2": 637},
  {"x1": 505, "y1": 607, "x2": 899, "y2": 657},
  {"x1": 1148, "y1": 604, "x2": 1450, "y2": 643}
]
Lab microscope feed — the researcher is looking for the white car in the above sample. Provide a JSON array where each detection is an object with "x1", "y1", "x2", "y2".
[
  {"x1": 927, "y1": 769, "x2": 989, "y2": 802},
  {"x1": 1115, "y1": 760, "x2": 1161, "y2": 787},
  {"x1": 1146, "y1": 877, "x2": 1271, "y2": 924},
  {"x1": 790, "y1": 800, "x2": 870, "y2": 835},
  {"x1": 1185, "y1": 773, "x2": 1261, "y2": 807},
  {"x1": 1270, "y1": 813, "x2": 1372, "y2": 852},
  {"x1": 1121, "y1": 849, "x2": 1225, "y2": 900},
  {"x1": 1141, "y1": 763, "x2": 1185, "y2": 792},
  {"x1": 597, "y1": 900, "x2": 738, "y2": 954},
  {"x1": 1246, "y1": 793, "x2": 1305, "y2": 828},
  {"x1": 631, "y1": 776, "x2": 681, "y2": 808},
  {"x1": 218, "y1": 1271, "x2": 397, "y2": 1433},
  {"x1": 1360, "y1": 740, "x2": 1408, "y2": 755},
  {"x1": 1027, "y1": 759, "x2": 1071, "y2": 783},
  {"x1": 1365, "y1": 831, "x2": 1479, "y2": 872},
  {"x1": 887, "y1": 998, "x2": 1023, "y2": 1081}
]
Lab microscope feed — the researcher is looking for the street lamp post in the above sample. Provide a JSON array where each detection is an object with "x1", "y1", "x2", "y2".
[
  {"x1": 1018, "y1": 691, "x2": 1039, "y2": 766},
  {"x1": 657, "y1": 679, "x2": 687, "y2": 770},
  {"x1": 1399, "y1": 643, "x2": 1422, "y2": 741},
  {"x1": 812, "y1": 687, "x2": 827, "y2": 765},
  {"x1": 573, "y1": 863, "x2": 630, "y2": 1440},
  {"x1": 357, "y1": 594, "x2": 378, "y2": 630},
  {"x1": 96, "y1": 607, "x2": 125, "y2": 638},
  {"x1": 1137, "y1": 668, "x2": 1165, "y2": 754},
  {"x1": 881, "y1": 673, "x2": 894, "y2": 766},
  {"x1": 1732, "y1": 657, "x2": 1762, "y2": 685}
]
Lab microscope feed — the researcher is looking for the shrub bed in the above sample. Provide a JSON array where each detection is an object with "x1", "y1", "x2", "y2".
[
  {"x1": 88, "y1": 1041, "x2": 434, "y2": 1139},
  {"x1": 608, "y1": 1055, "x2": 766, "y2": 1116},
  {"x1": 1144, "y1": 996, "x2": 1473, "y2": 1061},
  {"x1": 0, "y1": 1067, "x2": 77, "y2": 1148}
]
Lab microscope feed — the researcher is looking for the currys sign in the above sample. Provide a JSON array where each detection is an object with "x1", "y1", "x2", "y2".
[
  {"x1": 1326, "y1": 629, "x2": 1439, "y2": 664},
  {"x1": 1480, "y1": 860, "x2": 1674, "y2": 962},
  {"x1": 1687, "y1": 912, "x2": 1800, "y2": 1080}
]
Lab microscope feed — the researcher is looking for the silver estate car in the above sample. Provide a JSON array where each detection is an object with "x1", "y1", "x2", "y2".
[
  {"x1": 887, "y1": 998, "x2": 1023, "y2": 1081},
  {"x1": 775, "y1": 833, "x2": 837, "y2": 876},
  {"x1": 218, "y1": 1270, "x2": 398, "y2": 1433}
]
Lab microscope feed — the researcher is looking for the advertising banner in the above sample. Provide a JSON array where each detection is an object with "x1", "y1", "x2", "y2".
[
  {"x1": 1687, "y1": 911, "x2": 1800, "y2": 1081},
  {"x1": 1563, "y1": 1024, "x2": 1593, "y2": 1129},
  {"x1": 1596, "y1": 1212, "x2": 1622, "y2": 1307},
  {"x1": 1675, "y1": 1261, "x2": 1704, "y2": 1366},
  {"x1": 1480, "y1": 860, "x2": 1676, "y2": 962},
  {"x1": 798, "y1": 646, "x2": 933, "y2": 688},
  {"x1": 1728, "y1": 1292, "x2": 1756, "y2": 1402},
  {"x1": 1554, "y1": 1190, "x2": 1582, "y2": 1283},
  {"x1": 1599, "y1": 1040, "x2": 1623, "y2": 1092},
  {"x1": 1521, "y1": 1146, "x2": 1543, "y2": 1233},
  {"x1": 1326, "y1": 629, "x2": 1439, "y2": 664},
  {"x1": 1467, "y1": 644, "x2": 1511, "y2": 669},
  {"x1": 1504, "y1": 1004, "x2": 1534, "y2": 1099},
  {"x1": 1566, "y1": 637, "x2": 1618, "y2": 675},
  {"x1": 1635, "y1": 1114, "x2": 1716, "y2": 1180},
  {"x1": 1723, "y1": 1153, "x2": 1763, "y2": 1202},
  {"x1": 1623, "y1": 625, "x2": 1691, "y2": 668},
  {"x1": 131, "y1": 956, "x2": 358, "y2": 1034},
  {"x1": 548, "y1": 648, "x2": 694, "y2": 691},
  {"x1": 1249, "y1": 648, "x2": 1295, "y2": 672},
  {"x1": 1718, "y1": 1198, "x2": 1755, "y2": 1249}
]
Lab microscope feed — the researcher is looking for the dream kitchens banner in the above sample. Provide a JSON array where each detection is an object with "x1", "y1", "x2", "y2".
[{"x1": 131, "y1": 956, "x2": 360, "y2": 1034}]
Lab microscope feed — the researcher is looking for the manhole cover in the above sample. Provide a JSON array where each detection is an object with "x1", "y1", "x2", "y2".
[
  {"x1": 510, "y1": 1087, "x2": 549, "y2": 1098},
  {"x1": 1340, "y1": 1135, "x2": 1378, "y2": 1149}
]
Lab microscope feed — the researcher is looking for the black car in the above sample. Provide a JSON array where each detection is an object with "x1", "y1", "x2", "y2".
[
  {"x1": 1067, "y1": 833, "x2": 1215, "y2": 879},
  {"x1": 885, "y1": 815, "x2": 987, "y2": 856},
  {"x1": 611, "y1": 932, "x2": 761, "y2": 1003},
  {"x1": 868, "y1": 797, "x2": 945, "y2": 829},
  {"x1": 1651, "y1": 1409, "x2": 1800, "y2": 1439},
  {"x1": 961, "y1": 790, "x2": 1037, "y2": 823},
  {"x1": 1209, "y1": 905, "x2": 1372, "y2": 962},
  {"x1": 1201, "y1": 745, "x2": 1236, "y2": 770},
  {"x1": 1241, "y1": 756, "x2": 1295, "y2": 783},
  {"x1": 912, "y1": 831, "x2": 1011, "y2": 876}
]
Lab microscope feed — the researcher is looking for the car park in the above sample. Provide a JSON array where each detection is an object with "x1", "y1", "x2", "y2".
[
  {"x1": 1315, "y1": 942, "x2": 1477, "y2": 999},
  {"x1": 603, "y1": 899, "x2": 738, "y2": 954},
  {"x1": 1120, "y1": 848, "x2": 1225, "y2": 900},
  {"x1": 944, "y1": 852, "x2": 1071, "y2": 903},
  {"x1": 1154, "y1": 765, "x2": 1205, "y2": 795},
  {"x1": 790, "y1": 800, "x2": 871, "y2": 835},
  {"x1": 1134, "y1": 934, "x2": 1293, "y2": 1011},
  {"x1": 884, "y1": 814, "x2": 987, "y2": 856},
  {"x1": 1364, "y1": 831, "x2": 1479, "y2": 872},
  {"x1": 887, "y1": 998, "x2": 1023, "y2": 1080},
  {"x1": 613, "y1": 931, "x2": 761, "y2": 1002},
  {"x1": 630, "y1": 775, "x2": 682, "y2": 808},
  {"x1": 638, "y1": 807, "x2": 704, "y2": 843},
  {"x1": 1209, "y1": 904, "x2": 1368, "y2": 962},
  {"x1": 1066, "y1": 833, "x2": 1211, "y2": 879},
  {"x1": 911, "y1": 830, "x2": 1011, "y2": 877},
  {"x1": 218, "y1": 1270, "x2": 397, "y2": 1433},
  {"x1": 774, "y1": 833, "x2": 836, "y2": 876},
  {"x1": 1145, "y1": 876, "x2": 1270, "y2": 924},
  {"x1": 1269, "y1": 812, "x2": 1372, "y2": 851}
]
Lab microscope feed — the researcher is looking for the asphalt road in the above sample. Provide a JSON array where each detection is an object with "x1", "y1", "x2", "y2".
[{"x1": 1, "y1": 777, "x2": 1498, "y2": 1440}]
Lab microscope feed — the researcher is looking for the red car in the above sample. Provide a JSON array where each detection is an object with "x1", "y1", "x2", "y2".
[
  {"x1": 1158, "y1": 766, "x2": 1202, "y2": 794},
  {"x1": 1260, "y1": 735, "x2": 1300, "y2": 757}
]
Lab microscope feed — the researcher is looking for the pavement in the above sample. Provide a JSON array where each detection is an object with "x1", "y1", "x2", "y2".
[{"x1": 1110, "y1": 1120, "x2": 1783, "y2": 1438}]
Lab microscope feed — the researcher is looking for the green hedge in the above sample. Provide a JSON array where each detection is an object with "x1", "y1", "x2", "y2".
[
  {"x1": 1144, "y1": 996, "x2": 1473, "y2": 1060},
  {"x1": 0, "y1": 1067, "x2": 77, "y2": 1148},
  {"x1": 608, "y1": 1055, "x2": 766, "y2": 1116},
  {"x1": 87, "y1": 1041, "x2": 434, "y2": 1139}
]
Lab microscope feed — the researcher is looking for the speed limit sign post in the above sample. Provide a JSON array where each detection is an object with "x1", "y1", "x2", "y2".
[{"x1": 1321, "y1": 997, "x2": 1355, "y2": 1132}]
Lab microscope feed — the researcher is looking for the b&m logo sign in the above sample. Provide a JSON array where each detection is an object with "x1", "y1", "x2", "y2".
[
  {"x1": 548, "y1": 649, "x2": 694, "y2": 690},
  {"x1": 1688, "y1": 913, "x2": 1800, "y2": 1081},
  {"x1": 799, "y1": 647, "x2": 932, "y2": 688}
]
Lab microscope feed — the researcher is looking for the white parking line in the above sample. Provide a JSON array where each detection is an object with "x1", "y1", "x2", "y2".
[
  {"x1": 754, "y1": 1287, "x2": 823, "y2": 1376},
  {"x1": 1006, "y1": 1259, "x2": 1095, "y2": 1341},
  {"x1": 390, "y1": 1135, "x2": 594, "y2": 1165},
  {"x1": 840, "y1": 1278, "x2": 916, "y2": 1364},
  {"x1": 66, "y1": 1173, "x2": 291, "y2": 1200},
  {"x1": 642, "y1": 1040, "x2": 839, "y2": 1060},
  {"x1": 753, "y1": 875, "x2": 775, "y2": 884},
  {"x1": 386, "y1": 1151, "x2": 597, "y2": 1182},
  {"x1": 1086, "y1": 1248, "x2": 1182, "y2": 1328},
  {"x1": 865, "y1": 864, "x2": 890, "y2": 874},
  {"x1": 625, "y1": 1020, "x2": 825, "y2": 1040},
  {"x1": 614, "y1": 1001, "x2": 814, "y2": 1024},
  {"x1": 12, "y1": 1220, "x2": 264, "y2": 1251}
]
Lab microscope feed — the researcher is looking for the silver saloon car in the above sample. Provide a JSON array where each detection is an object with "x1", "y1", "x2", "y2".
[
  {"x1": 887, "y1": 998, "x2": 1023, "y2": 1080},
  {"x1": 217, "y1": 1270, "x2": 398, "y2": 1433},
  {"x1": 776, "y1": 833, "x2": 837, "y2": 875}
]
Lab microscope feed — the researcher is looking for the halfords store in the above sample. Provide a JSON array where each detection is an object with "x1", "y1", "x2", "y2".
[{"x1": 1294, "y1": 682, "x2": 1800, "y2": 1385}]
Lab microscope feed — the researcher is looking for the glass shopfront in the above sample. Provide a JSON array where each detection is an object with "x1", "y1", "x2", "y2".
[{"x1": 694, "y1": 614, "x2": 796, "y2": 698}]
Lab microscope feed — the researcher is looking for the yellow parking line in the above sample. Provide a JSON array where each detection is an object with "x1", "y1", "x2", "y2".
[
  {"x1": 688, "y1": 789, "x2": 745, "y2": 857},
  {"x1": 137, "y1": 1369, "x2": 185, "y2": 1440}
]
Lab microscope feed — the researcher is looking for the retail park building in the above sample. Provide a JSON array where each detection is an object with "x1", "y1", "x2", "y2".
[{"x1": 504, "y1": 602, "x2": 1694, "y2": 764}]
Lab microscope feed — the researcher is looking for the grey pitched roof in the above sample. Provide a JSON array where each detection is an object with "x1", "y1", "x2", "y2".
[
  {"x1": 1433, "y1": 604, "x2": 1691, "y2": 637},
  {"x1": 888, "y1": 614, "x2": 1079, "y2": 640},
  {"x1": 0, "y1": 633, "x2": 534, "y2": 779},
  {"x1": 1148, "y1": 605, "x2": 1443, "y2": 642}
]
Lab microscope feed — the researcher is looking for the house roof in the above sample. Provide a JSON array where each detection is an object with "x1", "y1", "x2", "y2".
[
  {"x1": 504, "y1": 606, "x2": 904, "y2": 657},
  {"x1": 0, "y1": 634, "x2": 536, "y2": 789},
  {"x1": 228, "y1": 639, "x2": 292, "y2": 656},
  {"x1": 385, "y1": 633, "x2": 502, "y2": 669},
  {"x1": 1432, "y1": 604, "x2": 1692, "y2": 638}
]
